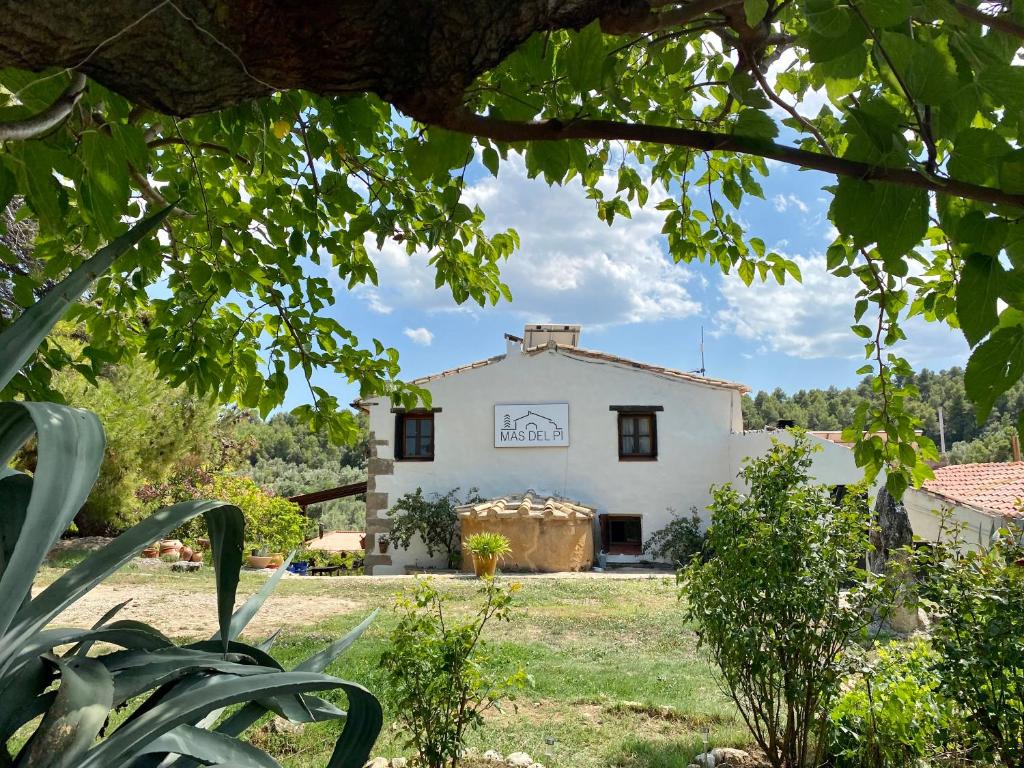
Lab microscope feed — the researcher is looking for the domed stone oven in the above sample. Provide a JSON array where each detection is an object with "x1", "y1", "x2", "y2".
[{"x1": 457, "y1": 492, "x2": 595, "y2": 572}]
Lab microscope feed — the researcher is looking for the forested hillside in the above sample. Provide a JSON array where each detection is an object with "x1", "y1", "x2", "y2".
[
  {"x1": 234, "y1": 412, "x2": 368, "y2": 531},
  {"x1": 742, "y1": 368, "x2": 1024, "y2": 464}
]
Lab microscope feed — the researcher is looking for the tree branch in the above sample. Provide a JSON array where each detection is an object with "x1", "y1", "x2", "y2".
[
  {"x1": 0, "y1": 71, "x2": 86, "y2": 142},
  {"x1": 601, "y1": 0, "x2": 741, "y2": 34},
  {"x1": 952, "y1": 1, "x2": 1024, "y2": 39},
  {"x1": 146, "y1": 136, "x2": 251, "y2": 166},
  {"x1": 435, "y1": 110, "x2": 1024, "y2": 208}
]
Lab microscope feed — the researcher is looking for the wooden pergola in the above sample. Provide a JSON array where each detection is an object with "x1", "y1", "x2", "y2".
[{"x1": 288, "y1": 480, "x2": 368, "y2": 511}]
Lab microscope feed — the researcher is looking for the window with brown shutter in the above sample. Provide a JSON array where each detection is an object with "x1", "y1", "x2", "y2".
[
  {"x1": 395, "y1": 411, "x2": 434, "y2": 461},
  {"x1": 617, "y1": 412, "x2": 657, "y2": 460}
]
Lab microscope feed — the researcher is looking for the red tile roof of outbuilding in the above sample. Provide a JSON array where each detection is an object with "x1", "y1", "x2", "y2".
[{"x1": 921, "y1": 462, "x2": 1024, "y2": 518}]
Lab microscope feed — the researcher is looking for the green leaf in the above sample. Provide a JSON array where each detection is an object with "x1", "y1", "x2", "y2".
[
  {"x1": 859, "y1": 0, "x2": 910, "y2": 27},
  {"x1": 878, "y1": 33, "x2": 957, "y2": 105},
  {"x1": 5, "y1": 501, "x2": 241, "y2": 667},
  {"x1": 14, "y1": 657, "x2": 113, "y2": 768},
  {"x1": 803, "y1": 0, "x2": 851, "y2": 37},
  {"x1": 0, "y1": 206, "x2": 172, "y2": 392},
  {"x1": 141, "y1": 724, "x2": 281, "y2": 768},
  {"x1": 964, "y1": 324, "x2": 1024, "y2": 422},
  {"x1": 948, "y1": 128, "x2": 1012, "y2": 187},
  {"x1": 732, "y1": 109, "x2": 778, "y2": 140},
  {"x1": 998, "y1": 149, "x2": 1024, "y2": 195},
  {"x1": 0, "y1": 403, "x2": 104, "y2": 644},
  {"x1": 744, "y1": 0, "x2": 769, "y2": 26},
  {"x1": 77, "y1": 672, "x2": 350, "y2": 768},
  {"x1": 482, "y1": 147, "x2": 500, "y2": 177},
  {"x1": 214, "y1": 552, "x2": 294, "y2": 643},
  {"x1": 562, "y1": 20, "x2": 608, "y2": 92},
  {"x1": 829, "y1": 179, "x2": 927, "y2": 258},
  {"x1": 957, "y1": 254, "x2": 1003, "y2": 346},
  {"x1": 205, "y1": 506, "x2": 246, "y2": 654}
]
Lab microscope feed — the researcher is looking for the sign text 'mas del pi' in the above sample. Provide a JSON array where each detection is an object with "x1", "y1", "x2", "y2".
[{"x1": 494, "y1": 403, "x2": 569, "y2": 448}]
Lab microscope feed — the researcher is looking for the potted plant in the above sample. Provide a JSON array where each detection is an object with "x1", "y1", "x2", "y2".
[
  {"x1": 268, "y1": 552, "x2": 285, "y2": 568},
  {"x1": 141, "y1": 544, "x2": 159, "y2": 558},
  {"x1": 465, "y1": 532, "x2": 511, "y2": 578},
  {"x1": 378, "y1": 535, "x2": 391, "y2": 554},
  {"x1": 247, "y1": 546, "x2": 272, "y2": 569}
]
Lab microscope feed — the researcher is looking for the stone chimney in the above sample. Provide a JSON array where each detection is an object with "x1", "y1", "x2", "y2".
[{"x1": 523, "y1": 324, "x2": 581, "y2": 348}]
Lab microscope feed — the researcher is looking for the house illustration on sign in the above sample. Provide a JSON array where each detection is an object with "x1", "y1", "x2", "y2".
[{"x1": 509, "y1": 411, "x2": 564, "y2": 439}]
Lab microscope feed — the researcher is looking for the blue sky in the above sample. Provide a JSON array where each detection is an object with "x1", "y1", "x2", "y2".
[{"x1": 285, "y1": 152, "x2": 969, "y2": 413}]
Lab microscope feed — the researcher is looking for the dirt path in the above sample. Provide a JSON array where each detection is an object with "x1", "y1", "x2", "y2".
[{"x1": 49, "y1": 580, "x2": 363, "y2": 640}]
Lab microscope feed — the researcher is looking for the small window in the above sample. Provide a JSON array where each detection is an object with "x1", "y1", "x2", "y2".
[
  {"x1": 618, "y1": 412, "x2": 657, "y2": 460},
  {"x1": 600, "y1": 515, "x2": 643, "y2": 555},
  {"x1": 395, "y1": 412, "x2": 434, "y2": 460}
]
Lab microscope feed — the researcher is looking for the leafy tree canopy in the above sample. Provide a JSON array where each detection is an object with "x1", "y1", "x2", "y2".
[{"x1": 2, "y1": 0, "x2": 1024, "y2": 493}]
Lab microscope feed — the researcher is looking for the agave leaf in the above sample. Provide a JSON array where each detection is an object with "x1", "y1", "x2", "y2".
[
  {"x1": 295, "y1": 609, "x2": 379, "y2": 673},
  {"x1": 211, "y1": 610, "x2": 379, "y2": 740},
  {"x1": 213, "y1": 552, "x2": 294, "y2": 643},
  {"x1": 0, "y1": 655, "x2": 57, "y2": 742},
  {"x1": 205, "y1": 507, "x2": 246, "y2": 653},
  {"x1": 14, "y1": 656, "x2": 114, "y2": 768},
  {"x1": 101, "y1": 648, "x2": 279, "y2": 706},
  {"x1": 0, "y1": 206, "x2": 172, "y2": 392},
  {"x1": 0, "y1": 473, "x2": 32, "y2": 582},
  {"x1": 0, "y1": 402, "x2": 105, "y2": 641},
  {"x1": 255, "y1": 629, "x2": 282, "y2": 653},
  {"x1": 65, "y1": 598, "x2": 133, "y2": 657},
  {"x1": 138, "y1": 724, "x2": 281, "y2": 768},
  {"x1": 79, "y1": 671, "x2": 350, "y2": 768},
  {"x1": 4, "y1": 501, "x2": 242, "y2": 670},
  {"x1": 9, "y1": 622, "x2": 174, "y2": 679},
  {"x1": 326, "y1": 682, "x2": 383, "y2": 768}
]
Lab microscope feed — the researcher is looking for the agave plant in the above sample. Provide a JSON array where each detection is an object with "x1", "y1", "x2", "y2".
[{"x1": 0, "y1": 209, "x2": 382, "y2": 767}]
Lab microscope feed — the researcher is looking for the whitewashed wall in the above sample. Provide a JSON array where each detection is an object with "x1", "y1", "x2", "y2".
[
  {"x1": 365, "y1": 346, "x2": 868, "y2": 573},
  {"x1": 902, "y1": 489, "x2": 1005, "y2": 550}
]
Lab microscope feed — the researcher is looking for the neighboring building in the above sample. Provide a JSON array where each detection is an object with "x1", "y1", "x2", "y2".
[
  {"x1": 304, "y1": 530, "x2": 365, "y2": 552},
  {"x1": 904, "y1": 462, "x2": 1024, "y2": 548},
  {"x1": 356, "y1": 324, "x2": 865, "y2": 574}
]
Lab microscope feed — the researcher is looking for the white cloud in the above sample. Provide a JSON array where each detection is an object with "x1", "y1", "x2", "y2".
[
  {"x1": 402, "y1": 326, "x2": 434, "y2": 346},
  {"x1": 714, "y1": 252, "x2": 970, "y2": 368},
  {"x1": 772, "y1": 193, "x2": 809, "y2": 214},
  {"x1": 352, "y1": 157, "x2": 701, "y2": 328}
]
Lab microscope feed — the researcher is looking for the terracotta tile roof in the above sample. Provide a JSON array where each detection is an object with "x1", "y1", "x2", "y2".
[
  {"x1": 920, "y1": 462, "x2": 1024, "y2": 518},
  {"x1": 304, "y1": 530, "x2": 365, "y2": 551},
  {"x1": 458, "y1": 492, "x2": 595, "y2": 520},
  {"x1": 403, "y1": 342, "x2": 749, "y2": 393}
]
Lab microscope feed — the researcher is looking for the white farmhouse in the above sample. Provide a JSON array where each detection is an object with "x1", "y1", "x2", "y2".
[{"x1": 357, "y1": 324, "x2": 862, "y2": 574}]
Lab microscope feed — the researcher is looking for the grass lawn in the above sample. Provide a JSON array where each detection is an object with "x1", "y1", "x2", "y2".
[{"x1": 39, "y1": 566, "x2": 750, "y2": 767}]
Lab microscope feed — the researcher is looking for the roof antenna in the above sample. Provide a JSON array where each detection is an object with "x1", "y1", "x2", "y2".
[{"x1": 690, "y1": 325, "x2": 706, "y2": 377}]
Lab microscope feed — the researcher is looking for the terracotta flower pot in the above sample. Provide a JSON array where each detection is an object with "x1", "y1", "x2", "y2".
[
  {"x1": 190, "y1": 551, "x2": 204, "y2": 563},
  {"x1": 141, "y1": 546, "x2": 159, "y2": 559},
  {"x1": 269, "y1": 552, "x2": 285, "y2": 568},
  {"x1": 159, "y1": 539, "x2": 182, "y2": 557},
  {"x1": 179, "y1": 546, "x2": 194, "y2": 562},
  {"x1": 247, "y1": 555, "x2": 272, "y2": 569},
  {"x1": 472, "y1": 553, "x2": 499, "y2": 578},
  {"x1": 197, "y1": 537, "x2": 210, "y2": 551},
  {"x1": 378, "y1": 538, "x2": 390, "y2": 554}
]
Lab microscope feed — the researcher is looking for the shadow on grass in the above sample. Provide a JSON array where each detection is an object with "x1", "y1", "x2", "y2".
[{"x1": 611, "y1": 736, "x2": 709, "y2": 768}]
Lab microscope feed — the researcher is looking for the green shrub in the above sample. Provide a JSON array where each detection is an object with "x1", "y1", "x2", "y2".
[
  {"x1": 681, "y1": 434, "x2": 880, "y2": 768},
  {"x1": 464, "y1": 531, "x2": 511, "y2": 559},
  {"x1": 643, "y1": 507, "x2": 705, "y2": 566},
  {"x1": 388, "y1": 487, "x2": 481, "y2": 569},
  {"x1": 831, "y1": 640, "x2": 962, "y2": 768},
  {"x1": 380, "y1": 578, "x2": 528, "y2": 768},
  {"x1": 0, "y1": 213, "x2": 381, "y2": 768},
  {"x1": 147, "y1": 471, "x2": 307, "y2": 554},
  {"x1": 915, "y1": 527, "x2": 1024, "y2": 767}
]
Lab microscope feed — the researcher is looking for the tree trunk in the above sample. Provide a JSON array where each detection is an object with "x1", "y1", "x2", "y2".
[
  {"x1": 870, "y1": 487, "x2": 920, "y2": 633},
  {"x1": 0, "y1": 0, "x2": 639, "y2": 116}
]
